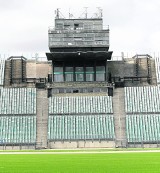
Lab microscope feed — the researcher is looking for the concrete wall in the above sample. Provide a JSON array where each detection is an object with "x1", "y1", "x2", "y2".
[
  {"x1": 108, "y1": 59, "x2": 136, "y2": 78},
  {"x1": 0, "y1": 145, "x2": 36, "y2": 150},
  {"x1": 108, "y1": 58, "x2": 157, "y2": 86},
  {"x1": 26, "y1": 61, "x2": 52, "y2": 78},
  {"x1": 48, "y1": 140, "x2": 115, "y2": 149}
]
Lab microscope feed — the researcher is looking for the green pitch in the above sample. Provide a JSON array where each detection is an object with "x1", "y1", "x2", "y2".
[{"x1": 0, "y1": 152, "x2": 160, "y2": 173}]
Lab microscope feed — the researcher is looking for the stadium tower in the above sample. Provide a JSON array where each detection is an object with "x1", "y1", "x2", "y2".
[
  {"x1": 46, "y1": 9, "x2": 112, "y2": 85},
  {"x1": 0, "y1": 9, "x2": 158, "y2": 149}
]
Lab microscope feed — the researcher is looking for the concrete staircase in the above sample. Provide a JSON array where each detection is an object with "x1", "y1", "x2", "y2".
[
  {"x1": 4, "y1": 59, "x2": 26, "y2": 86},
  {"x1": 11, "y1": 59, "x2": 26, "y2": 82},
  {"x1": 112, "y1": 88, "x2": 127, "y2": 147},
  {"x1": 36, "y1": 89, "x2": 49, "y2": 148}
]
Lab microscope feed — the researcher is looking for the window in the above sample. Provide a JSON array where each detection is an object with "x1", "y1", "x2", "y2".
[
  {"x1": 96, "y1": 66, "x2": 105, "y2": 81},
  {"x1": 54, "y1": 74, "x2": 63, "y2": 82},
  {"x1": 74, "y1": 24, "x2": 79, "y2": 30},
  {"x1": 66, "y1": 89, "x2": 72, "y2": 93},
  {"x1": 56, "y1": 23, "x2": 63, "y2": 30},
  {"x1": 75, "y1": 67, "x2": 84, "y2": 81},
  {"x1": 73, "y1": 90, "x2": 79, "y2": 93},
  {"x1": 59, "y1": 88, "x2": 64, "y2": 93},
  {"x1": 54, "y1": 67, "x2": 64, "y2": 82},
  {"x1": 65, "y1": 67, "x2": 73, "y2": 81},
  {"x1": 86, "y1": 67, "x2": 94, "y2": 81},
  {"x1": 93, "y1": 88, "x2": 101, "y2": 92}
]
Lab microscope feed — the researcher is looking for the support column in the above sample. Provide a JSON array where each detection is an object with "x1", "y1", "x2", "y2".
[
  {"x1": 112, "y1": 88, "x2": 127, "y2": 147},
  {"x1": 36, "y1": 89, "x2": 48, "y2": 148}
]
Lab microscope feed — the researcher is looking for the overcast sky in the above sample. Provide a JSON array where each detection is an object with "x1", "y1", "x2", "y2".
[{"x1": 0, "y1": 0, "x2": 160, "y2": 58}]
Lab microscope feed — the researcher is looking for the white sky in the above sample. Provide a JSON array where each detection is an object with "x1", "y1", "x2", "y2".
[{"x1": 0, "y1": 0, "x2": 160, "y2": 57}]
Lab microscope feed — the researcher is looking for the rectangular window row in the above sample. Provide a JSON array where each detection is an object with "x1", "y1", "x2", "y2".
[{"x1": 54, "y1": 66, "x2": 105, "y2": 82}]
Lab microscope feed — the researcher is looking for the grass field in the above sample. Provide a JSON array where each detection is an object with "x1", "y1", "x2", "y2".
[{"x1": 0, "y1": 151, "x2": 160, "y2": 173}]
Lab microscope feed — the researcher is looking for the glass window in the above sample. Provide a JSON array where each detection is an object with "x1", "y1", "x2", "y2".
[
  {"x1": 96, "y1": 66, "x2": 105, "y2": 73},
  {"x1": 66, "y1": 89, "x2": 72, "y2": 93},
  {"x1": 96, "y1": 66, "x2": 105, "y2": 81},
  {"x1": 86, "y1": 67, "x2": 93, "y2": 72},
  {"x1": 59, "y1": 88, "x2": 64, "y2": 93},
  {"x1": 54, "y1": 67, "x2": 64, "y2": 82},
  {"x1": 65, "y1": 67, "x2": 73, "y2": 81},
  {"x1": 54, "y1": 74, "x2": 64, "y2": 82},
  {"x1": 65, "y1": 67, "x2": 73, "y2": 72},
  {"x1": 86, "y1": 67, "x2": 94, "y2": 81},
  {"x1": 93, "y1": 88, "x2": 100, "y2": 92},
  {"x1": 76, "y1": 74, "x2": 84, "y2": 81},
  {"x1": 54, "y1": 67, "x2": 63, "y2": 73},
  {"x1": 65, "y1": 74, "x2": 73, "y2": 81},
  {"x1": 75, "y1": 67, "x2": 84, "y2": 81},
  {"x1": 96, "y1": 73, "x2": 105, "y2": 81},
  {"x1": 86, "y1": 74, "x2": 94, "y2": 81},
  {"x1": 75, "y1": 67, "x2": 83, "y2": 72}
]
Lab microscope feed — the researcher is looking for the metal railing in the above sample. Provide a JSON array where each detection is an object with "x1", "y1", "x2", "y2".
[{"x1": 48, "y1": 25, "x2": 109, "y2": 33}]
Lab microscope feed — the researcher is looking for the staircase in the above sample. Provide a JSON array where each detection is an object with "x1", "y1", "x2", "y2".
[
  {"x1": 11, "y1": 59, "x2": 26, "y2": 83},
  {"x1": 112, "y1": 88, "x2": 127, "y2": 147},
  {"x1": 36, "y1": 89, "x2": 49, "y2": 148}
]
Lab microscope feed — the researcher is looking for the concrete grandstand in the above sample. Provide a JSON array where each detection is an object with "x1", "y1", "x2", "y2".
[{"x1": 0, "y1": 9, "x2": 160, "y2": 149}]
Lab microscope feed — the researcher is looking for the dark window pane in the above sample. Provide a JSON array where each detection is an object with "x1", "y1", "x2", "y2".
[
  {"x1": 65, "y1": 67, "x2": 73, "y2": 72},
  {"x1": 96, "y1": 66, "x2": 105, "y2": 73},
  {"x1": 75, "y1": 67, "x2": 83, "y2": 73},
  {"x1": 54, "y1": 67, "x2": 63, "y2": 73},
  {"x1": 86, "y1": 67, "x2": 94, "y2": 72}
]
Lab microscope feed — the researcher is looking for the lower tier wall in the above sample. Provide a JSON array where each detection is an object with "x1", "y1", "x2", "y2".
[
  {"x1": 0, "y1": 145, "x2": 36, "y2": 150},
  {"x1": 48, "y1": 140, "x2": 115, "y2": 149},
  {"x1": 127, "y1": 143, "x2": 160, "y2": 148}
]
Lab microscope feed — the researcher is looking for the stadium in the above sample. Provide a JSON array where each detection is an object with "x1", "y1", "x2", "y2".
[{"x1": 0, "y1": 8, "x2": 160, "y2": 152}]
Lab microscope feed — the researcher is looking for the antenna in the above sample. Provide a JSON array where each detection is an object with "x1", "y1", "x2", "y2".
[
  {"x1": 97, "y1": 7, "x2": 103, "y2": 18},
  {"x1": 55, "y1": 8, "x2": 65, "y2": 19},
  {"x1": 69, "y1": 8, "x2": 71, "y2": 19},
  {"x1": 69, "y1": 8, "x2": 74, "y2": 19},
  {"x1": 84, "y1": 7, "x2": 88, "y2": 19},
  {"x1": 79, "y1": 7, "x2": 89, "y2": 19},
  {"x1": 55, "y1": 8, "x2": 60, "y2": 19}
]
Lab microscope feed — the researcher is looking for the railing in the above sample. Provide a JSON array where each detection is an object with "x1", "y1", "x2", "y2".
[
  {"x1": 10, "y1": 78, "x2": 47, "y2": 84},
  {"x1": 49, "y1": 40, "x2": 109, "y2": 47},
  {"x1": 48, "y1": 25, "x2": 109, "y2": 33}
]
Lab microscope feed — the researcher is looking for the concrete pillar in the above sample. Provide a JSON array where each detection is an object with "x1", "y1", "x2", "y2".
[
  {"x1": 36, "y1": 89, "x2": 48, "y2": 148},
  {"x1": 112, "y1": 88, "x2": 127, "y2": 147}
]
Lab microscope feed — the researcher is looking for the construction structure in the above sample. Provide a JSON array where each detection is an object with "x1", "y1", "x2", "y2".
[{"x1": 0, "y1": 9, "x2": 159, "y2": 149}]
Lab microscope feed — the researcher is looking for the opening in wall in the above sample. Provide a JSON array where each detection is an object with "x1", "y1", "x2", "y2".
[{"x1": 73, "y1": 90, "x2": 79, "y2": 93}]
